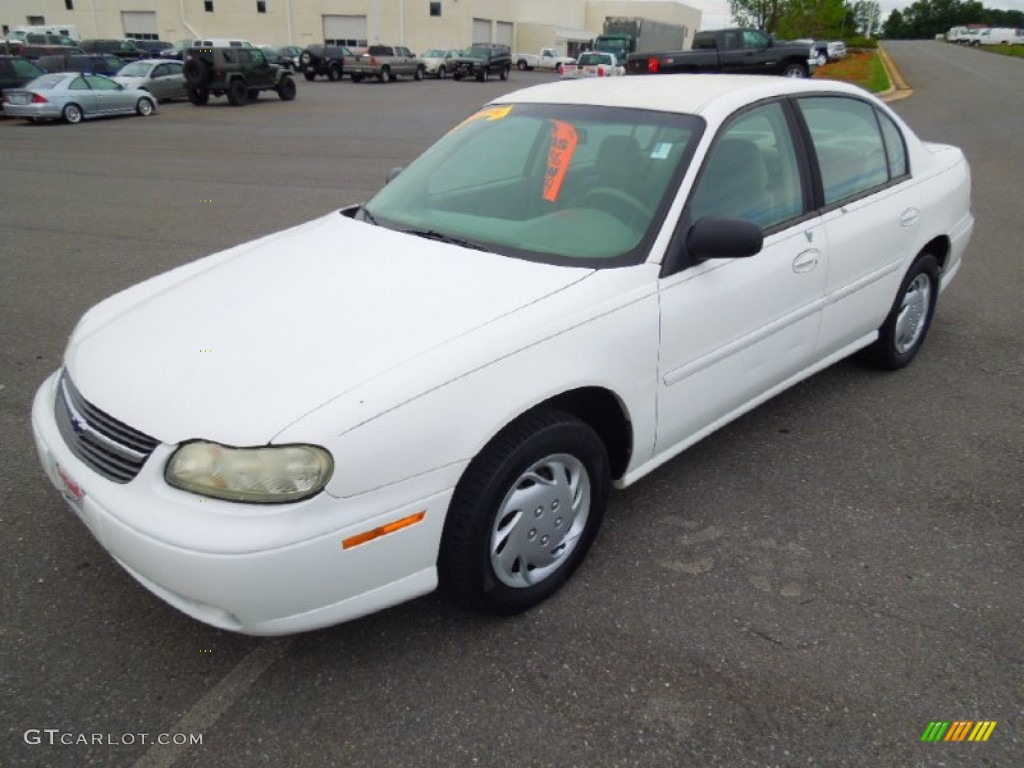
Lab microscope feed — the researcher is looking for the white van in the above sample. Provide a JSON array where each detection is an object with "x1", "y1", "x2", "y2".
[
  {"x1": 976, "y1": 28, "x2": 1024, "y2": 45},
  {"x1": 10, "y1": 24, "x2": 81, "y2": 43},
  {"x1": 191, "y1": 38, "x2": 253, "y2": 48}
]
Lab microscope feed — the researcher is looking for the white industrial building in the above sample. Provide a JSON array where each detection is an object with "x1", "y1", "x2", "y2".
[{"x1": 1, "y1": 1, "x2": 702, "y2": 56}]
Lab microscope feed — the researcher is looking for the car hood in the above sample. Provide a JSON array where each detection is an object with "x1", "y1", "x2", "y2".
[{"x1": 65, "y1": 213, "x2": 593, "y2": 446}]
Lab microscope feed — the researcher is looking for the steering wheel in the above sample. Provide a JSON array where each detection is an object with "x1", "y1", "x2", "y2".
[{"x1": 581, "y1": 187, "x2": 654, "y2": 227}]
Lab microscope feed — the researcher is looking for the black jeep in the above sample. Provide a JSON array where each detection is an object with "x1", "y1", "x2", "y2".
[
  {"x1": 450, "y1": 43, "x2": 511, "y2": 82},
  {"x1": 183, "y1": 46, "x2": 296, "y2": 106},
  {"x1": 297, "y1": 44, "x2": 360, "y2": 81}
]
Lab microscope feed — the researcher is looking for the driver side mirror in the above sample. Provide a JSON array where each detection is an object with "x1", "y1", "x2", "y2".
[{"x1": 686, "y1": 217, "x2": 763, "y2": 260}]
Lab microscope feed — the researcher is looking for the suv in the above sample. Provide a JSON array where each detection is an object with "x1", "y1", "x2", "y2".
[
  {"x1": 182, "y1": 46, "x2": 296, "y2": 106},
  {"x1": 347, "y1": 45, "x2": 425, "y2": 82},
  {"x1": 36, "y1": 53, "x2": 124, "y2": 76},
  {"x1": 78, "y1": 39, "x2": 144, "y2": 60},
  {"x1": 298, "y1": 44, "x2": 360, "y2": 81},
  {"x1": 450, "y1": 44, "x2": 511, "y2": 82},
  {"x1": 0, "y1": 55, "x2": 45, "y2": 93}
]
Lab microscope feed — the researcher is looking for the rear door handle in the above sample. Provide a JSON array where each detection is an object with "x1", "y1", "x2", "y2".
[
  {"x1": 792, "y1": 249, "x2": 820, "y2": 274},
  {"x1": 900, "y1": 208, "x2": 920, "y2": 227}
]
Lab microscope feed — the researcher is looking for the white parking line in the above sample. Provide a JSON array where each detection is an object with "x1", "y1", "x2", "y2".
[{"x1": 131, "y1": 638, "x2": 293, "y2": 768}]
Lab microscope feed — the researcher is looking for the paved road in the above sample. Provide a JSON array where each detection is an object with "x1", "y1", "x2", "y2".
[{"x1": 2, "y1": 48, "x2": 1021, "y2": 767}]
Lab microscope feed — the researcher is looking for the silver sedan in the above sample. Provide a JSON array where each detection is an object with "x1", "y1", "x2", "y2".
[
  {"x1": 2, "y1": 72, "x2": 158, "y2": 124},
  {"x1": 112, "y1": 59, "x2": 187, "y2": 101}
]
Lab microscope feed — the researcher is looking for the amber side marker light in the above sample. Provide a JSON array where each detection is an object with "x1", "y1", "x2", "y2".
[{"x1": 342, "y1": 511, "x2": 426, "y2": 550}]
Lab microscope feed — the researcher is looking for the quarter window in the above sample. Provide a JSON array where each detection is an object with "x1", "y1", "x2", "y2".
[
  {"x1": 689, "y1": 102, "x2": 805, "y2": 229},
  {"x1": 797, "y1": 97, "x2": 890, "y2": 205},
  {"x1": 877, "y1": 111, "x2": 908, "y2": 179}
]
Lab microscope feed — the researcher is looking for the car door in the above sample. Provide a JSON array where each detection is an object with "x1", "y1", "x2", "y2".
[
  {"x1": 65, "y1": 74, "x2": 97, "y2": 114},
  {"x1": 83, "y1": 73, "x2": 129, "y2": 114},
  {"x1": 656, "y1": 100, "x2": 827, "y2": 453},
  {"x1": 794, "y1": 96, "x2": 920, "y2": 357}
]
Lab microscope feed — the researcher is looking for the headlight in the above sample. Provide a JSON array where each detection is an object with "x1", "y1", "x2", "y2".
[{"x1": 165, "y1": 442, "x2": 334, "y2": 503}]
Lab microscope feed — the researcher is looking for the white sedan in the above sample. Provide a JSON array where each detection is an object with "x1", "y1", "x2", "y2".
[{"x1": 32, "y1": 75, "x2": 973, "y2": 635}]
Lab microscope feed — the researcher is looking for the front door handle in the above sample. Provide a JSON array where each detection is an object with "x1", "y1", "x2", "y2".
[{"x1": 792, "y1": 249, "x2": 820, "y2": 274}]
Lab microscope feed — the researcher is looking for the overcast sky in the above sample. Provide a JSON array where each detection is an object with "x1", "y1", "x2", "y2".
[{"x1": 637, "y1": 0, "x2": 1024, "y2": 29}]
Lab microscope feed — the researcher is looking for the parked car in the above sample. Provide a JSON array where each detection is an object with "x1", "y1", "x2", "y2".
[
  {"x1": 3, "y1": 72, "x2": 157, "y2": 123},
  {"x1": 420, "y1": 48, "x2": 461, "y2": 78},
  {"x1": 450, "y1": 43, "x2": 512, "y2": 81},
  {"x1": 297, "y1": 44, "x2": 360, "y2": 81},
  {"x1": 826, "y1": 41, "x2": 847, "y2": 60},
  {"x1": 347, "y1": 45, "x2": 425, "y2": 82},
  {"x1": 113, "y1": 59, "x2": 186, "y2": 101},
  {"x1": 267, "y1": 45, "x2": 303, "y2": 69},
  {"x1": 182, "y1": 45, "x2": 296, "y2": 105},
  {"x1": 0, "y1": 54, "x2": 45, "y2": 97},
  {"x1": 77, "y1": 39, "x2": 144, "y2": 60},
  {"x1": 132, "y1": 40, "x2": 170, "y2": 57},
  {"x1": 29, "y1": 75, "x2": 972, "y2": 635},
  {"x1": 561, "y1": 51, "x2": 624, "y2": 78},
  {"x1": 36, "y1": 53, "x2": 125, "y2": 76},
  {"x1": 157, "y1": 39, "x2": 192, "y2": 60}
]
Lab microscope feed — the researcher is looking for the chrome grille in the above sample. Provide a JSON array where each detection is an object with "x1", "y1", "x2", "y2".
[{"x1": 54, "y1": 371, "x2": 158, "y2": 483}]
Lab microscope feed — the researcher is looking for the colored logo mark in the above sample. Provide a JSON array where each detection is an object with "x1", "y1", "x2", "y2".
[{"x1": 921, "y1": 721, "x2": 997, "y2": 742}]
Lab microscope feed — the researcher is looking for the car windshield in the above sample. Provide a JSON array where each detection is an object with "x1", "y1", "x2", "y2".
[
  {"x1": 423, "y1": 49, "x2": 444, "y2": 57},
  {"x1": 117, "y1": 61, "x2": 150, "y2": 76},
  {"x1": 364, "y1": 103, "x2": 703, "y2": 268}
]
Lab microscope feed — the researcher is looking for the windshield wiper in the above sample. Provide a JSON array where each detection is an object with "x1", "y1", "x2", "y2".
[
  {"x1": 402, "y1": 229, "x2": 488, "y2": 251},
  {"x1": 357, "y1": 206, "x2": 379, "y2": 225}
]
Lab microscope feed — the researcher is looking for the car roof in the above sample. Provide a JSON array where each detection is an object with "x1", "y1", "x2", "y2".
[{"x1": 493, "y1": 74, "x2": 872, "y2": 117}]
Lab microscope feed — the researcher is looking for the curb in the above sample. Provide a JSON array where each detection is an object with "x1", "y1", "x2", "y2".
[{"x1": 877, "y1": 43, "x2": 914, "y2": 102}]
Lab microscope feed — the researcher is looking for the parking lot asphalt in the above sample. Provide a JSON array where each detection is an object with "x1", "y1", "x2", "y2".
[{"x1": 2, "y1": 48, "x2": 1021, "y2": 768}]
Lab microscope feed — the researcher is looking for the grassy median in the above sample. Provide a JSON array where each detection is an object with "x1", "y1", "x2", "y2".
[{"x1": 813, "y1": 51, "x2": 891, "y2": 93}]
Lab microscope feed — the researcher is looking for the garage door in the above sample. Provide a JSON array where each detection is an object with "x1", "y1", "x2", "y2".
[
  {"x1": 472, "y1": 18, "x2": 491, "y2": 43},
  {"x1": 496, "y1": 22, "x2": 513, "y2": 46},
  {"x1": 121, "y1": 11, "x2": 158, "y2": 40},
  {"x1": 323, "y1": 15, "x2": 368, "y2": 47}
]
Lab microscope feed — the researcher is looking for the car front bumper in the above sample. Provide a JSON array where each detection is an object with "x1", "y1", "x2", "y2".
[{"x1": 31, "y1": 370, "x2": 457, "y2": 635}]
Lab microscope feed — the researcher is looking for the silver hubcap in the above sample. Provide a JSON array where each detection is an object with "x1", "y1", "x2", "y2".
[
  {"x1": 894, "y1": 273, "x2": 931, "y2": 354},
  {"x1": 490, "y1": 453, "x2": 591, "y2": 588}
]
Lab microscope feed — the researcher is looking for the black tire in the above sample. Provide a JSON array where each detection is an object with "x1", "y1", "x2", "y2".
[
  {"x1": 438, "y1": 65, "x2": 447, "y2": 79},
  {"x1": 182, "y1": 57, "x2": 208, "y2": 86},
  {"x1": 62, "y1": 103, "x2": 83, "y2": 124},
  {"x1": 327, "y1": 63, "x2": 341, "y2": 81},
  {"x1": 866, "y1": 253, "x2": 940, "y2": 370},
  {"x1": 226, "y1": 78, "x2": 248, "y2": 106},
  {"x1": 414, "y1": 65, "x2": 424, "y2": 81},
  {"x1": 500, "y1": 64, "x2": 510, "y2": 81},
  {"x1": 476, "y1": 68, "x2": 486, "y2": 82},
  {"x1": 438, "y1": 407, "x2": 609, "y2": 615},
  {"x1": 276, "y1": 76, "x2": 296, "y2": 101},
  {"x1": 378, "y1": 66, "x2": 391, "y2": 83},
  {"x1": 303, "y1": 70, "x2": 316, "y2": 81},
  {"x1": 135, "y1": 97, "x2": 155, "y2": 116},
  {"x1": 782, "y1": 62, "x2": 808, "y2": 78},
  {"x1": 187, "y1": 86, "x2": 209, "y2": 105},
  {"x1": 556, "y1": 63, "x2": 564, "y2": 75},
  {"x1": 517, "y1": 59, "x2": 528, "y2": 71},
  {"x1": 247, "y1": 89, "x2": 260, "y2": 101}
]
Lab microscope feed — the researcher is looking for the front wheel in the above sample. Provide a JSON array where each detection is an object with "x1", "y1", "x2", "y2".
[
  {"x1": 135, "y1": 97, "x2": 155, "y2": 116},
  {"x1": 187, "y1": 86, "x2": 209, "y2": 105},
  {"x1": 782, "y1": 62, "x2": 808, "y2": 78},
  {"x1": 438, "y1": 407, "x2": 609, "y2": 614},
  {"x1": 517, "y1": 59, "x2": 528, "y2": 71},
  {"x1": 437, "y1": 65, "x2": 447, "y2": 79},
  {"x1": 303, "y1": 70, "x2": 316, "y2": 81},
  {"x1": 414, "y1": 65, "x2": 424, "y2": 81},
  {"x1": 276, "y1": 77, "x2": 297, "y2": 101},
  {"x1": 500, "y1": 64, "x2": 510, "y2": 81},
  {"x1": 866, "y1": 253, "x2": 940, "y2": 370}
]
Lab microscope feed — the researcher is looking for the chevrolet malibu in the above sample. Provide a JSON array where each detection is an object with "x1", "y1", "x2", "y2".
[{"x1": 32, "y1": 75, "x2": 973, "y2": 635}]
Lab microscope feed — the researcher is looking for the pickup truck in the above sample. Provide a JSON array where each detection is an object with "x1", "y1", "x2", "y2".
[
  {"x1": 626, "y1": 28, "x2": 817, "y2": 79},
  {"x1": 512, "y1": 47, "x2": 576, "y2": 73},
  {"x1": 560, "y1": 51, "x2": 624, "y2": 79},
  {"x1": 347, "y1": 45, "x2": 425, "y2": 83}
]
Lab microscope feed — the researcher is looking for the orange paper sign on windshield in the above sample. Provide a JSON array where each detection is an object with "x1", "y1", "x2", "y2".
[{"x1": 543, "y1": 121, "x2": 579, "y2": 202}]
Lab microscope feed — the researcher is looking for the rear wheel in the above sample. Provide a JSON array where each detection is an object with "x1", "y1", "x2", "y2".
[
  {"x1": 782, "y1": 62, "x2": 808, "y2": 78},
  {"x1": 500, "y1": 64, "x2": 510, "y2": 81},
  {"x1": 476, "y1": 68, "x2": 486, "y2": 82},
  {"x1": 303, "y1": 70, "x2": 316, "y2": 81},
  {"x1": 62, "y1": 103, "x2": 83, "y2": 124},
  {"x1": 135, "y1": 97, "x2": 154, "y2": 116},
  {"x1": 187, "y1": 86, "x2": 209, "y2": 105},
  {"x1": 438, "y1": 407, "x2": 609, "y2": 615},
  {"x1": 226, "y1": 78, "x2": 248, "y2": 106},
  {"x1": 517, "y1": 59, "x2": 528, "y2": 71},
  {"x1": 378, "y1": 66, "x2": 391, "y2": 83},
  {"x1": 247, "y1": 89, "x2": 260, "y2": 101},
  {"x1": 414, "y1": 65, "x2": 425, "y2": 81},
  {"x1": 866, "y1": 253, "x2": 940, "y2": 370},
  {"x1": 328, "y1": 63, "x2": 341, "y2": 81},
  {"x1": 438, "y1": 65, "x2": 447, "y2": 79}
]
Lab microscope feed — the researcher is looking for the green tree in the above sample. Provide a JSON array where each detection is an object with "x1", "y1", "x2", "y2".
[
  {"x1": 775, "y1": 0, "x2": 848, "y2": 38},
  {"x1": 728, "y1": 0, "x2": 791, "y2": 33}
]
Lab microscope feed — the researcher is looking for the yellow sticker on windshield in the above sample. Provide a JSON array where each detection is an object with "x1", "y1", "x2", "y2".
[
  {"x1": 543, "y1": 121, "x2": 578, "y2": 202},
  {"x1": 447, "y1": 104, "x2": 513, "y2": 134}
]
